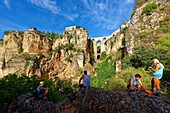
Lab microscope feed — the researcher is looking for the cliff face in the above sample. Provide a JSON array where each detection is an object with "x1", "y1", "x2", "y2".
[
  {"x1": 0, "y1": 27, "x2": 94, "y2": 82},
  {"x1": 124, "y1": 0, "x2": 170, "y2": 54},
  {"x1": 8, "y1": 87, "x2": 170, "y2": 113},
  {"x1": 23, "y1": 30, "x2": 51, "y2": 53}
]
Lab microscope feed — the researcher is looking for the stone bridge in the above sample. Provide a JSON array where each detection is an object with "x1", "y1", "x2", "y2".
[{"x1": 89, "y1": 29, "x2": 120, "y2": 59}]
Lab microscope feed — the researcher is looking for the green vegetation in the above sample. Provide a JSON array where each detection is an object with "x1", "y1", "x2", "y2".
[
  {"x1": 142, "y1": 3, "x2": 157, "y2": 15},
  {"x1": 107, "y1": 67, "x2": 152, "y2": 90},
  {"x1": 158, "y1": 33, "x2": 170, "y2": 51},
  {"x1": 65, "y1": 57, "x2": 72, "y2": 63},
  {"x1": 100, "y1": 51, "x2": 107, "y2": 60},
  {"x1": 65, "y1": 43, "x2": 74, "y2": 50},
  {"x1": 4, "y1": 31, "x2": 11, "y2": 35},
  {"x1": 68, "y1": 34, "x2": 73, "y2": 43},
  {"x1": 27, "y1": 53, "x2": 44, "y2": 61},
  {"x1": 91, "y1": 56, "x2": 116, "y2": 88},
  {"x1": 122, "y1": 46, "x2": 170, "y2": 69},
  {"x1": 18, "y1": 48, "x2": 23, "y2": 54},
  {"x1": 76, "y1": 48, "x2": 83, "y2": 53},
  {"x1": 121, "y1": 37, "x2": 125, "y2": 46},
  {"x1": 45, "y1": 32, "x2": 62, "y2": 42},
  {"x1": 0, "y1": 74, "x2": 77, "y2": 113},
  {"x1": 76, "y1": 25, "x2": 80, "y2": 29},
  {"x1": 48, "y1": 43, "x2": 75, "y2": 56},
  {"x1": 25, "y1": 61, "x2": 30, "y2": 68},
  {"x1": 121, "y1": 46, "x2": 170, "y2": 96}
]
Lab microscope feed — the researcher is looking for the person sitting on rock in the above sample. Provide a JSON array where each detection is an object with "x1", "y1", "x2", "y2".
[
  {"x1": 79, "y1": 70, "x2": 90, "y2": 88},
  {"x1": 127, "y1": 74, "x2": 143, "y2": 92},
  {"x1": 33, "y1": 81, "x2": 48, "y2": 99}
]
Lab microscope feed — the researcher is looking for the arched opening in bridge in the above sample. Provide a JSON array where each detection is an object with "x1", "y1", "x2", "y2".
[
  {"x1": 97, "y1": 40, "x2": 101, "y2": 53},
  {"x1": 103, "y1": 37, "x2": 106, "y2": 42},
  {"x1": 97, "y1": 55, "x2": 100, "y2": 59},
  {"x1": 92, "y1": 39, "x2": 95, "y2": 43}
]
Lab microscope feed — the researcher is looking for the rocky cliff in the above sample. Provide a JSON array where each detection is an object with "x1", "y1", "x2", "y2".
[
  {"x1": 0, "y1": 27, "x2": 94, "y2": 83},
  {"x1": 8, "y1": 87, "x2": 170, "y2": 113},
  {"x1": 123, "y1": 0, "x2": 170, "y2": 54}
]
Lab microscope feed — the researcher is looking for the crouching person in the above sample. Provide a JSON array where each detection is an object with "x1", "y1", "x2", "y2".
[
  {"x1": 33, "y1": 81, "x2": 48, "y2": 99},
  {"x1": 127, "y1": 74, "x2": 143, "y2": 93}
]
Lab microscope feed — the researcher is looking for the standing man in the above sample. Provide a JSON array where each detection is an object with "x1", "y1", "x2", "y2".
[{"x1": 79, "y1": 70, "x2": 90, "y2": 88}]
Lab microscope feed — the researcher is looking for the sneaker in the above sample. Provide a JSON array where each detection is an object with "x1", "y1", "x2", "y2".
[{"x1": 155, "y1": 91, "x2": 161, "y2": 96}]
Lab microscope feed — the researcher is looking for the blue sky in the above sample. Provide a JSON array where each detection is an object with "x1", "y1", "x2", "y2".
[{"x1": 0, "y1": 0, "x2": 135, "y2": 39}]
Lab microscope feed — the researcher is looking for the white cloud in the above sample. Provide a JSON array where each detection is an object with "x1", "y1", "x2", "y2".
[
  {"x1": 62, "y1": 13, "x2": 78, "y2": 21},
  {"x1": 3, "y1": 0, "x2": 10, "y2": 9},
  {"x1": 126, "y1": 0, "x2": 134, "y2": 3},
  {"x1": 0, "y1": 19, "x2": 28, "y2": 30},
  {"x1": 27, "y1": 0, "x2": 60, "y2": 14},
  {"x1": 80, "y1": 0, "x2": 133, "y2": 32},
  {"x1": 27, "y1": 0, "x2": 78, "y2": 21}
]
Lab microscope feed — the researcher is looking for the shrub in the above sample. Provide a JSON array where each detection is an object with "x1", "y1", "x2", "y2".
[
  {"x1": 0, "y1": 74, "x2": 76, "y2": 112},
  {"x1": 45, "y1": 32, "x2": 62, "y2": 42},
  {"x1": 122, "y1": 46, "x2": 170, "y2": 70},
  {"x1": 4, "y1": 31, "x2": 10, "y2": 35},
  {"x1": 65, "y1": 43, "x2": 74, "y2": 50},
  {"x1": 25, "y1": 61, "x2": 30, "y2": 68},
  {"x1": 158, "y1": 33, "x2": 170, "y2": 50},
  {"x1": 100, "y1": 51, "x2": 107, "y2": 60},
  {"x1": 76, "y1": 48, "x2": 81, "y2": 53},
  {"x1": 76, "y1": 25, "x2": 80, "y2": 29},
  {"x1": 18, "y1": 48, "x2": 23, "y2": 54},
  {"x1": 65, "y1": 57, "x2": 72, "y2": 63},
  {"x1": 122, "y1": 37, "x2": 125, "y2": 46},
  {"x1": 142, "y1": 3, "x2": 157, "y2": 15}
]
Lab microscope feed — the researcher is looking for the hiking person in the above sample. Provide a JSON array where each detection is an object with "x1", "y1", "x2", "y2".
[
  {"x1": 127, "y1": 74, "x2": 143, "y2": 92},
  {"x1": 33, "y1": 81, "x2": 48, "y2": 99},
  {"x1": 149, "y1": 58, "x2": 164, "y2": 96},
  {"x1": 79, "y1": 70, "x2": 90, "y2": 88}
]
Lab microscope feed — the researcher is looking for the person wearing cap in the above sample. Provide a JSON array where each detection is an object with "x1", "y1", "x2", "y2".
[
  {"x1": 149, "y1": 58, "x2": 164, "y2": 96},
  {"x1": 127, "y1": 74, "x2": 143, "y2": 91},
  {"x1": 79, "y1": 70, "x2": 90, "y2": 88},
  {"x1": 36, "y1": 81, "x2": 48, "y2": 99}
]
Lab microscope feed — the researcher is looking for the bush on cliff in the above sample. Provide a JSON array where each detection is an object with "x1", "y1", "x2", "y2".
[{"x1": 142, "y1": 3, "x2": 157, "y2": 15}]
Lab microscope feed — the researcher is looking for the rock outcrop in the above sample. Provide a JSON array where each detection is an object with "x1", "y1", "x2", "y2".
[
  {"x1": 23, "y1": 29, "x2": 51, "y2": 53},
  {"x1": 124, "y1": 0, "x2": 170, "y2": 54},
  {"x1": 8, "y1": 87, "x2": 170, "y2": 113},
  {"x1": 0, "y1": 29, "x2": 53, "y2": 78},
  {"x1": 0, "y1": 27, "x2": 94, "y2": 80}
]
